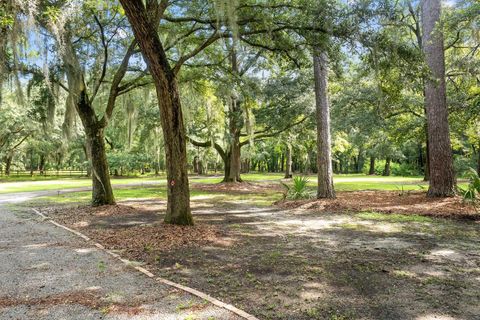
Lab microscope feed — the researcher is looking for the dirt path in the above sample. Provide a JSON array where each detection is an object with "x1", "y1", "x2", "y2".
[
  {"x1": 41, "y1": 198, "x2": 480, "y2": 320},
  {"x1": 0, "y1": 202, "x2": 243, "y2": 319}
]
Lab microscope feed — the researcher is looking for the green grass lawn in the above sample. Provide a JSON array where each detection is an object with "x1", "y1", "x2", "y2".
[
  {"x1": 25, "y1": 185, "x2": 280, "y2": 208},
  {"x1": 0, "y1": 172, "x2": 465, "y2": 194}
]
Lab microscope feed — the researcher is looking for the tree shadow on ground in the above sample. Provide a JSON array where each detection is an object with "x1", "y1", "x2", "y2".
[{"x1": 42, "y1": 197, "x2": 480, "y2": 320}]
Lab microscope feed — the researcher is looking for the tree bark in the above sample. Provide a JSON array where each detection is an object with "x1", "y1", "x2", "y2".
[
  {"x1": 421, "y1": 0, "x2": 456, "y2": 196},
  {"x1": 79, "y1": 93, "x2": 115, "y2": 206},
  {"x1": 39, "y1": 154, "x2": 46, "y2": 175},
  {"x1": 61, "y1": 33, "x2": 115, "y2": 206},
  {"x1": 193, "y1": 156, "x2": 199, "y2": 174},
  {"x1": 224, "y1": 49, "x2": 243, "y2": 183},
  {"x1": 424, "y1": 127, "x2": 430, "y2": 181},
  {"x1": 5, "y1": 154, "x2": 12, "y2": 176},
  {"x1": 120, "y1": 0, "x2": 192, "y2": 225},
  {"x1": 313, "y1": 51, "x2": 335, "y2": 198},
  {"x1": 198, "y1": 159, "x2": 205, "y2": 175},
  {"x1": 285, "y1": 143, "x2": 293, "y2": 178},
  {"x1": 382, "y1": 157, "x2": 391, "y2": 176},
  {"x1": 369, "y1": 156, "x2": 376, "y2": 175}
]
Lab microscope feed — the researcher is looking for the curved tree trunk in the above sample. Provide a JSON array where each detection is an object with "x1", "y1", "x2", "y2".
[
  {"x1": 120, "y1": 0, "x2": 192, "y2": 225},
  {"x1": 422, "y1": 0, "x2": 456, "y2": 196},
  {"x1": 78, "y1": 92, "x2": 115, "y2": 206},
  {"x1": 61, "y1": 33, "x2": 115, "y2": 206},
  {"x1": 313, "y1": 51, "x2": 335, "y2": 199}
]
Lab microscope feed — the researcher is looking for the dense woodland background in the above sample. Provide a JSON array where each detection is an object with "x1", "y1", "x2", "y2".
[{"x1": 0, "y1": 0, "x2": 479, "y2": 220}]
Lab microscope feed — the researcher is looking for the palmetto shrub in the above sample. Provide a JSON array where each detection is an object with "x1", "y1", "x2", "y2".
[{"x1": 282, "y1": 176, "x2": 313, "y2": 200}]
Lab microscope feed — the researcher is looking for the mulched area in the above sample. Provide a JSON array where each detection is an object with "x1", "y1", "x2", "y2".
[
  {"x1": 276, "y1": 191, "x2": 479, "y2": 220},
  {"x1": 41, "y1": 204, "x2": 230, "y2": 260}
]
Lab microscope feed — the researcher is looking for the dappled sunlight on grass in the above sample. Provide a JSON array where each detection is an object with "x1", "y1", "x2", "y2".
[
  {"x1": 415, "y1": 315, "x2": 458, "y2": 320},
  {"x1": 357, "y1": 211, "x2": 434, "y2": 223}
]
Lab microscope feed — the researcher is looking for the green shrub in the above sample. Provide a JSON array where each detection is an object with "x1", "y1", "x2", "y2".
[
  {"x1": 282, "y1": 176, "x2": 313, "y2": 200},
  {"x1": 458, "y1": 168, "x2": 480, "y2": 209},
  {"x1": 372, "y1": 160, "x2": 420, "y2": 176},
  {"x1": 454, "y1": 156, "x2": 477, "y2": 178}
]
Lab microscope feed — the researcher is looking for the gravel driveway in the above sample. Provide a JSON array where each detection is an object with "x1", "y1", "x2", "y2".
[{"x1": 0, "y1": 197, "x2": 243, "y2": 320}]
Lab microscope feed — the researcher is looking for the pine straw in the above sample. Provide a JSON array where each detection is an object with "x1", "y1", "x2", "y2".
[
  {"x1": 0, "y1": 290, "x2": 144, "y2": 315},
  {"x1": 85, "y1": 223, "x2": 223, "y2": 253},
  {"x1": 42, "y1": 204, "x2": 227, "y2": 256},
  {"x1": 276, "y1": 191, "x2": 479, "y2": 220}
]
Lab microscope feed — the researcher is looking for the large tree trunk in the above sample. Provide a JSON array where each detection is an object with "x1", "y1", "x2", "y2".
[
  {"x1": 313, "y1": 51, "x2": 335, "y2": 199},
  {"x1": 285, "y1": 143, "x2": 293, "y2": 178},
  {"x1": 61, "y1": 33, "x2": 115, "y2": 206},
  {"x1": 78, "y1": 92, "x2": 115, "y2": 206},
  {"x1": 369, "y1": 156, "x2": 376, "y2": 175},
  {"x1": 382, "y1": 157, "x2": 391, "y2": 176},
  {"x1": 120, "y1": 0, "x2": 192, "y2": 225},
  {"x1": 39, "y1": 154, "x2": 46, "y2": 175},
  {"x1": 224, "y1": 49, "x2": 243, "y2": 183},
  {"x1": 5, "y1": 154, "x2": 12, "y2": 176},
  {"x1": 421, "y1": 0, "x2": 456, "y2": 196},
  {"x1": 225, "y1": 139, "x2": 242, "y2": 182},
  {"x1": 193, "y1": 156, "x2": 199, "y2": 174}
]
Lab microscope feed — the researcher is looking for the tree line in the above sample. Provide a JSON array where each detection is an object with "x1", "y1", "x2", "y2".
[{"x1": 0, "y1": 0, "x2": 478, "y2": 225}]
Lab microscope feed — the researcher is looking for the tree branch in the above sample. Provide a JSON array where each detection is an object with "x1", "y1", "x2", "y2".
[
  {"x1": 90, "y1": 14, "x2": 109, "y2": 104},
  {"x1": 187, "y1": 136, "x2": 227, "y2": 162},
  {"x1": 240, "y1": 116, "x2": 308, "y2": 147}
]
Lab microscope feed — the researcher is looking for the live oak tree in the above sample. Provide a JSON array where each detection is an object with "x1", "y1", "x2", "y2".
[
  {"x1": 119, "y1": 0, "x2": 194, "y2": 225},
  {"x1": 37, "y1": 1, "x2": 148, "y2": 205}
]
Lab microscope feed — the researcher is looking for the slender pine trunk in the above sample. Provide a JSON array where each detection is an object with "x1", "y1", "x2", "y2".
[
  {"x1": 313, "y1": 51, "x2": 335, "y2": 198},
  {"x1": 285, "y1": 143, "x2": 293, "y2": 178},
  {"x1": 422, "y1": 0, "x2": 456, "y2": 196}
]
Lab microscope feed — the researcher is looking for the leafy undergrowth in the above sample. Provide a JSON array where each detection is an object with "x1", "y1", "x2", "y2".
[
  {"x1": 276, "y1": 190, "x2": 479, "y2": 220},
  {"x1": 37, "y1": 193, "x2": 480, "y2": 320}
]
